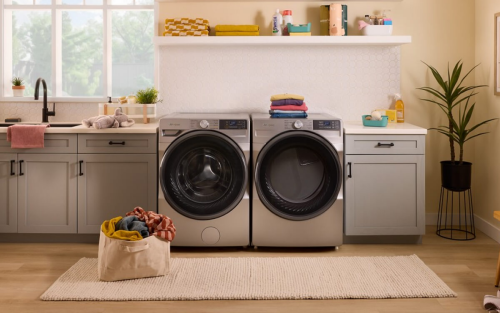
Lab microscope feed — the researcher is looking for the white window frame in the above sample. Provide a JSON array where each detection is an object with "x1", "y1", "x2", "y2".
[{"x1": 0, "y1": 0, "x2": 155, "y2": 102}]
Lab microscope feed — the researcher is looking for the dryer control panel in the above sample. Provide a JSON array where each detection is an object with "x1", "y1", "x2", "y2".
[
  {"x1": 313, "y1": 120, "x2": 341, "y2": 131},
  {"x1": 220, "y1": 120, "x2": 248, "y2": 130}
]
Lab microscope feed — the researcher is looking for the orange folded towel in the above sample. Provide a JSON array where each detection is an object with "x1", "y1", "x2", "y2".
[{"x1": 7, "y1": 124, "x2": 50, "y2": 149}]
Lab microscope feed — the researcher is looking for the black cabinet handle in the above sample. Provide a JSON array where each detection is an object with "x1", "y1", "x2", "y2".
[
  {"x1": 377, "y1": 142, "x2": 395, "y2": 147},
  {"x1": 10, "y1": 160, "x2": 15, "y2": 176},
  {"x1": 19, "y1": 160, "x2": 24, "y2": 176},
  {"x1": 347, "y1": 162, "x2": 352, "y2": 178},
  {"x1": 79, "y1": 160, "x2": 84, "y2": 176},
  {"x1": 109, "y1": 141, "x2": 125, "y2": 145}
]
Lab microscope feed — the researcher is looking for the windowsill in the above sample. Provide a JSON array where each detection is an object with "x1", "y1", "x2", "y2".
[{"x1": 0, "y1": 97, "x2": 107, "y2": 103}]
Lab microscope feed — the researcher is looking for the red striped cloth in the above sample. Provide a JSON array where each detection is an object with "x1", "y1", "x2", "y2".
[{"x1": 126, "y1": 207, "x2": 176, "y2": 241}]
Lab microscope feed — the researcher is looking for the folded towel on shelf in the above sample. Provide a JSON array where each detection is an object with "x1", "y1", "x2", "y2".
[
  {"x1": 101, "y1": 216, "x2": 143, "y2": 241},
  {"x1": 215, "y1": 32, "x2": 259, "y2": 36},
  {"x1": 165, "y1": 18, "x2": 209, "y2": 25},
  {"x1": 270, "y1": 112, "x2": 308, "y2": 118},
  {"x1": 270, "y1": 93, "x2": 305, "y2": 101},
  {"x1": 270, "y1": 103, "x2": 308, "y2": 111},
  {"x1": 7, "y1": 124, "x2": 49, "y2": 149},
  {"x1": 163, "y1": 30, "x2": 209, "y2": 37},
  {"x1": 115, "y1": 215, "x2": 149, "y2": 238},
  {"x1": 215, "y1": 25, "x2": 259, "y2": 32},
  {"x1": 271, "y1": 99, "x2": 304, "y2": 106},
  {"x1": 165, "y1": 24, "x2": 209, "y2": 31}
]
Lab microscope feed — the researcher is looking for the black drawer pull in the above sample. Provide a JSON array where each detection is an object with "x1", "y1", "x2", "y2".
[
  {"x1": 19, "y1": 160, "x2": 24, "y2": 176},
  {"x1": 377, "y1": 142, "x2": 395, "y2": 147},
  {"x1": 347, "y1": 162, "x2": 352, "y2": 178},
  {"x1": 10, "y1": 160, "x2": 15, "y2": 176},
  {"x1": 109, "y1": 141, "x2": 125, "y2": 145},
  {"x1": 79, "y1": 160, "x2": 84, "y2": 176}
]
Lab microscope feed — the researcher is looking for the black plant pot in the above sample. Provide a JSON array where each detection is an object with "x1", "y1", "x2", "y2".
[{"x1": 440, "y1": 161, "x2": 472, "y2": 191}]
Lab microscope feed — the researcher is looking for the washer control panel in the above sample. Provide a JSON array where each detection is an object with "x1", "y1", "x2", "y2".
[
  {"x1": 284, "y1": 119, "x2": 313, "y2": 130},
  {"x1": 190, "y1": 119, "x2": 219, "y2": 129},
  {"x1": 313, "y1": 120, "x2": 341, "y2": 131},
  {"x1": 219, "y1": 119, "x2": 248, "y2": 130}
]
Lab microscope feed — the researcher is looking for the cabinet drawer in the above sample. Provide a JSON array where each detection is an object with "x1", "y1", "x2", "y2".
[
  {"x1": 345, "y1": 135, "x2": 425, "y2": 155},
  {"x1": 78, "y1": 134, "x2": 156, "y2": 154},
  {"x1": 0, "y1": 133, "x2": 77, "y2": 154}
]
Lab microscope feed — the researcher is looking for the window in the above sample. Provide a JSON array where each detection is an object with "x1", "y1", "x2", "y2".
[{"x1": 1, "y1": 0, "x2": 154, "y2": 99}]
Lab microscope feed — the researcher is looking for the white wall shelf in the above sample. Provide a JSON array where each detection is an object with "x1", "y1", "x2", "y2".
[
  {"x1": 156, "y1": 0, "x2": 402, "y2": 2},
  {"x1": 154, "y1": 36, "x2": 411, "y2": 46}
]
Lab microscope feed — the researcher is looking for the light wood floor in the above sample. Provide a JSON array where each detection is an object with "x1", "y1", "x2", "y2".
[{"x1": 0, "y1": 226, "x2": 498, "y2": 313}]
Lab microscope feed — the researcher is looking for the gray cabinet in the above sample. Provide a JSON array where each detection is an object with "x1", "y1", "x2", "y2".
[
  {"x1": 0, "y1": 154, "x2": 17, "y2": 233},
  {"x1": 77, "y1": 134, "x2": 157, "y2": 234},
  {"x1": 344, "y1": 134, "x2": 425, "y2": 236},
  {"x1": 17, "y1": 154, "x2": 78, "y2": 233}
]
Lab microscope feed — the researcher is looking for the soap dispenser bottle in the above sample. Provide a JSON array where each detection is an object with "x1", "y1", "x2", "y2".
[
  {"x1": 272, "y1": 9, "x2": 283, "y2": 36},
  {"x1": 394, "y1": 93, "x2": 405, "y2": 123}
]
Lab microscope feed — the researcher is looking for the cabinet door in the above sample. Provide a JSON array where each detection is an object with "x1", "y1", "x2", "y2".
[
  {"x1": 0, "y1": 154, "x2": 17, "y2": 233},
  {"x1": 17, "y1": 154, "x2": 77, "y2": 233},
  {"x1": 78, "y1": 154, "x2": 157, "y2": 234},
  {"x1": 344, "y1": 154, "x2": 425, "y2": 235}
]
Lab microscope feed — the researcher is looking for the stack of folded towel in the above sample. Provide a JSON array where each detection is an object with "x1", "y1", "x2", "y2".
[
  {"x1": 163, "y1": 18, "x2": 209, "y2": 36},
  {"x1": 269, "y1": 93, "x2": 308, "y2": 118},
  {"x1": 215, "y1": 25, "x2": 259, "y2": 36}
]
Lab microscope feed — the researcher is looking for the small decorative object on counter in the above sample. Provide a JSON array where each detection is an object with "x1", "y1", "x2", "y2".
[
  {"x1": 82, "y1": 108, "x2": 135, "y2": 129},
  {"x1": 394, "y1": 93, "x2": 405, "y2": 123},
  {"x1": 282, "y1": 10, "x2": 293, "y2": 36},
  {"x1": 163, "y1": 18, "x2": 209, "y2": 36},
  {"x1": 374, "y1": 109, "x2": 397, "y2": 123},
  {"x1": 215, "y1": 25, "x2": 259, "y2": 36},
  {"x1": 272, "y1": 9, "x2": 283, "y2": 36},
  {"x1": 329, "y1": 3, "x2": 344, "y2": 36},
  {"x1": 11, "y1": 77, "x2": 25, "y2": 97},
  {"x1": 127, "y1": 94, "x2": 137, "y2": 104},
  {"x1": 362, "y1": 114, "x2": 388, "y2": 127},
  {"x1": 370, "y1": 110, "x2": 382, "y2": 121}
]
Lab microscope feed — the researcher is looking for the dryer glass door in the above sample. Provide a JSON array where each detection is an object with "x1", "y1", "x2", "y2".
[
  {"x1": 160, "y1": 131, "x2": 247, "y2": 220},
  {"x1": 255, "y1": 131, "x2": 342, "y2": 221}
]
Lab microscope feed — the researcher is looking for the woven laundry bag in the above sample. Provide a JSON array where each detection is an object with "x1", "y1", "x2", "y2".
[{"x1": 97, "y1": 231, "x2": 170, "y2": 281}]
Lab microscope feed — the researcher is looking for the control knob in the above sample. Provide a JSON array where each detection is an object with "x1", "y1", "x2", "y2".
[
  {"x1": 293, "y1": 120, "x2": 303, "y2": 129},
  {"x1": 199, "y1": 120, "x2": 209, "y2": 129}
]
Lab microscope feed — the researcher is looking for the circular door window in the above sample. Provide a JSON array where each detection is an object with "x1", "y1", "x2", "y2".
[
  {"x1": 160, "y1": 131, "x2": 247, "y2": 220},
  {"x1": 255, "y1": 131, "x2": 341, "y2": 221}
]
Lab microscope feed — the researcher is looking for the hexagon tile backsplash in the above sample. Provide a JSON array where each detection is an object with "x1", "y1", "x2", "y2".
[{"x1": 0, "y1": 102, "x2": 99, "y2": 123}]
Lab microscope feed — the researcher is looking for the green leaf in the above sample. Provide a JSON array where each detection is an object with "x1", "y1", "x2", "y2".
[
  {"x1": 422, "y1": 61, "x2": 448, "y2": 93},
  {"x1": 416, "y1": 87, "x2": 447, "y2": 103}
]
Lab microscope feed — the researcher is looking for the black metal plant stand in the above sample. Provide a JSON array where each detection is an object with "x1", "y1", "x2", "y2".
[{"x1": 436, "y1": 186, "x2": 475, "y2": 240}]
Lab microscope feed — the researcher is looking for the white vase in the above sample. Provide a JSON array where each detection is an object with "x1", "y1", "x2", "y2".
[{"x1": 12, "y1": 86, "x2": 25, "y2": 97}]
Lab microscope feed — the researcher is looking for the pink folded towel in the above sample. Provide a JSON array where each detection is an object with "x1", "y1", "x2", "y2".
[
  {"x1": 7, "y1": 124, "x2": 50, "y2": 149},
  {"x1": 270, "y1": 103, "x2": 309, "y2": 111}
]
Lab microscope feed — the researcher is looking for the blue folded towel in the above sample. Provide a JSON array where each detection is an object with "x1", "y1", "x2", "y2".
[
  {"x1": 115, "y1": 215, "x2": 149, "y2": 238},
  {"x1": 270, "y1": 112, "x2": 308, "y2": 118},
  {"x1": 271, "y1": 99, "x2": 304, "y2": 106}
]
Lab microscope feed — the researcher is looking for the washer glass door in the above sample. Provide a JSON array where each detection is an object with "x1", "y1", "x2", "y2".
[
  {"x1": 160, "y1": 131, "x2": 247, "y2": 220},
  {"x1": 255, "y1": 131, "x2": 341, "y2": 221}
]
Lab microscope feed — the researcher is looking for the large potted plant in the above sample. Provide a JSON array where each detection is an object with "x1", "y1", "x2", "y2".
[{"x1": 418, "y1": 61, "x2": 497, "y2": 191}]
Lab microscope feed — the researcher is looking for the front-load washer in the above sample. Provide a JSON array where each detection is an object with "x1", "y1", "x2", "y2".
[
  {"x1": 252, "y1": 113, "x2": 343, "y2": 247},
  {"x1": 159, "y1": 113, "x2": 250, "y2": 247}
]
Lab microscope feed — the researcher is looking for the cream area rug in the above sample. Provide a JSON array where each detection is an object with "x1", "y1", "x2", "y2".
[{"x1": 41, "y1": 255, "x2": 456, "y2": 301}]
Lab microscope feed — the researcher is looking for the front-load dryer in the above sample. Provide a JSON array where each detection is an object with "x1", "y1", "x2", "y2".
[
  {"x1": 159, "y1": 113, "x2": 250, "y2": 246},
  {"x1": 251, "y1": 113, "x2": 343, "y2": 248}
]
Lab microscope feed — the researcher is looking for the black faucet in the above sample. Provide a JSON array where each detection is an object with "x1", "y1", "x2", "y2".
[{"x1": 34, "y1": 78, "x2": 55, "y2": 123}]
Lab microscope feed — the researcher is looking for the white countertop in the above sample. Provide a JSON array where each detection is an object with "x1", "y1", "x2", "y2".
[
  {"x1": 344, "y1": 121, "x2": 427, "y2": 135},
  {"x1": 0, "y1": 123, "x2": 158, "y2": 134}
]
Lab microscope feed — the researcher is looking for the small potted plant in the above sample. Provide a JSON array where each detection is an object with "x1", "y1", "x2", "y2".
[
  {"x1": 136, "y1": 87, "x2": 162, "y2": 105},
  {"x1": 11, "y1": 77, "x2": 25, "y2": 97},
  {"x1": 418, "y1": 61, "x2": 497, "y2": 191}
]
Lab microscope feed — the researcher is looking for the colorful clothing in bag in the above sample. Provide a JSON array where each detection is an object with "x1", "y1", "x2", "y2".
[
  {"x1": 126, "y1": 207, "x2": 176, "y2": 241},
  {"x1": 101, "y1": 216, "x2": 143, "y2": 241}
]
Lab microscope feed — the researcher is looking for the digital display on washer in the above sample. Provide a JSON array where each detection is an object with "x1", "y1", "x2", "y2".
[
  {"x1": 313, "y1": 120, "x2": 341, "y2": 130},
  {"x1": 219, "y1": 120, "x2": 247, "y2": 129}
]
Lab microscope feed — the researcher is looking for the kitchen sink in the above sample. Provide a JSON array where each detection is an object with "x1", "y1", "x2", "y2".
[{"x1": 0, "y1": 123, "x2": 80, "y2": 128}]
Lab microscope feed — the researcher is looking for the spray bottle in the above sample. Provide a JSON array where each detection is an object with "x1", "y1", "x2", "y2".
[{"x1": 394, "y1": 93, "x2": 405, "y2": 123}]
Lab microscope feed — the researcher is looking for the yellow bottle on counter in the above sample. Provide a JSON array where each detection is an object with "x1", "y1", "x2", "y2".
[{"x1": 394, "y1": 93, "x2": 405, "y2": 123}]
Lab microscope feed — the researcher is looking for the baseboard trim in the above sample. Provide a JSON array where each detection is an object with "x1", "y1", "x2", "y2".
[{"x1": 426, "y1": 213, "x2": 500, "y2": 244}]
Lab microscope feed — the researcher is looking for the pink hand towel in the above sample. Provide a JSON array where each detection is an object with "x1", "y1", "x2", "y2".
[
  {"x1": 7, "y1": 124, "x2": 50, "y2": 149},
  {"x1": 270, "y1": 102, "x2": 308, "y2": 111}
]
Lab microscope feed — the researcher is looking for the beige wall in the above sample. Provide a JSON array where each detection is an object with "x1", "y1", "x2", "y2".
[
  {"x1": 474, "y1": 0, "x2": 500, "y2": 228},
  {"x1": 159, "y1": 1, "x2": 476, "y2": 215}
]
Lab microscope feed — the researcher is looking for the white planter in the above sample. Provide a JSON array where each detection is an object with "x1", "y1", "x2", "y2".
[
  {"x1": 12, "y1": 86, "x2": 25, "y2": 97},
  {"x1": 362, "y1": 25, "x2": 393, "y2": 36}
]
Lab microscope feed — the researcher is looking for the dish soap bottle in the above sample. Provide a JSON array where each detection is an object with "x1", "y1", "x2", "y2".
[
  {"x1": 272, "y1": 9, "x2": 282, "y2": 36},
  {"x1": 394, "y1": 93, "x2": 405, "y2": 123}
]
